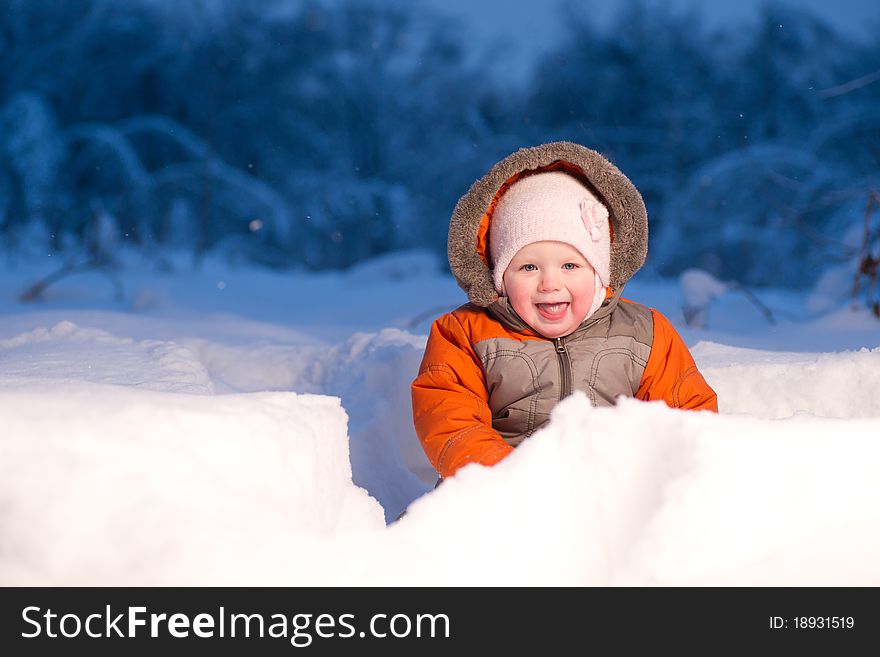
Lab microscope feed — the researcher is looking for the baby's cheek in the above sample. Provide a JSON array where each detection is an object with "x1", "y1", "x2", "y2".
[
  {"x1": 508, "y1": 293, "x2": 533, "y2": 321},
  {"x1": 568, "y1": 278, "x2": 598, "y2": 318},
  {"x1": 503, "y1": 277, "x2": 530, "y2": 312}
]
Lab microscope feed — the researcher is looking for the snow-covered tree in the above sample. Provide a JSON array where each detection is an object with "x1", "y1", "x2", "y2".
[{"x1": 1, "y1": 0, "x2": 878, "y2": 291}]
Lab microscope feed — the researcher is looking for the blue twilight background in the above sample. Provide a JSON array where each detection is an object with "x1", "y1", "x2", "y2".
[{"x1": 1, "y1": 0, "x2": 879, "y2": 289}]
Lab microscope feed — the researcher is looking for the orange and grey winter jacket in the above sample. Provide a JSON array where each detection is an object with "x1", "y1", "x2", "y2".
[{"x1": 412, "y1": 142, "x2": 717, "y2": 479}]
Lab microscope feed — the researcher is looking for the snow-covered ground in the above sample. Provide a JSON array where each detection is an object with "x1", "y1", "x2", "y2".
[{"x1": 1, "y1": 250, "x2": 878, "y2": 585}]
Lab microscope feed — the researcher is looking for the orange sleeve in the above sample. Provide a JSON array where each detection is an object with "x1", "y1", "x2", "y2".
[
  {"x1": 412, "y1": 312, "x2": 514, "y2": 479},
  {"x1": 636, "y1": 309, "x2": 718, "y2": 412}
]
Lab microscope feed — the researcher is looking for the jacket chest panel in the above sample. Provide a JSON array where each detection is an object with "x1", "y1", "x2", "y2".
[
  {"x1": 473, "y1": 334, "x2": 650, "y2": 445},
  {"x1": 567, "y1": 337, "x2": 650, "y2": 406}
]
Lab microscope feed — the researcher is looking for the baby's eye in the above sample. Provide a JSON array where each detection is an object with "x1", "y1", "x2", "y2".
[
  {"x1": 520, "y1": 264, "x2": 537, "y2": 271},
  {"x1": 562, "y1": 262, "x2": 579, "y2": 270}
]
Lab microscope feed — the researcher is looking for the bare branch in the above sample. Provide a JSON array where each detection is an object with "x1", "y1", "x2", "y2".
[
  {"x1": 727, "y1": 282, "x2": 777, "y2": 324},
  {"x1": 18, "y1": 259, "x2": 122, "y2": 304},
  {"x1": 819, "y1": 69, "x2": 880, "y2": 99},
  {"x1": 852, "y1": 191, "x2": 880, "y2": 317}
]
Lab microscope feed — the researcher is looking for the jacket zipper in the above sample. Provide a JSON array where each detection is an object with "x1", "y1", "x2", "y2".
[{"x1": 554, "y1": 337, "x2": 572, "y2": 401}]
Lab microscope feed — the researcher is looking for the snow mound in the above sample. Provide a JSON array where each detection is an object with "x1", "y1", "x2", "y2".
[
  {"x1": 0, "y1": 385, "x2": 385, "y2": 585},
  {"x1": 693, "y1": 342, "x2": 880, "y2": 418},
  {"x1": 384, "y1": 394, "x2": 880, "y2": 586},
  {"x1": 179, "y1": 338, "x2": 324, "y2": 394},
  {"x1": 0, "y1": 321, "x2": 214, "y2": 394}
]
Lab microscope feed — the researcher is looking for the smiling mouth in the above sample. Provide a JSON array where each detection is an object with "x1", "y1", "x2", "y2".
[{"x1": 535, "y1": 302, "x2": 569, "y2": 320}]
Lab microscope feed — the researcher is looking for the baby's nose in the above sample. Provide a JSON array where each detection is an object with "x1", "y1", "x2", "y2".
[{"x1": 538, "y1": 272, "x2": 561, "y2": 291}]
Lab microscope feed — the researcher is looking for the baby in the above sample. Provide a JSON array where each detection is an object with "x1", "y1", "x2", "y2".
[{"x1": 412, "y1": 142, "x2": 717, "y2": 480}]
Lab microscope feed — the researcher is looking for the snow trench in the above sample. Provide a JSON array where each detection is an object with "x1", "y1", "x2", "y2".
[{"x1": 1, "y1": 321, "x2": 879, "y2": 585}]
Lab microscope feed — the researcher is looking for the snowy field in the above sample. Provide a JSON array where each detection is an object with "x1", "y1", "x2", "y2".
[{"x1": 1, "y1": 250, "x2": 879, "y2": 586}]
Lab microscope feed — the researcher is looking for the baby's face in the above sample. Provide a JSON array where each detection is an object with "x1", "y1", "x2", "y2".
[{"x1": 502, "y1": 241, "x2": 597, "y2": 338}]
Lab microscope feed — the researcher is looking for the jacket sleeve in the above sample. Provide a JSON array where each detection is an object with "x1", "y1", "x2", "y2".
[
  {"x1": 412, "y1": 312, "x2": 514, "y2": 479},
  {"x1": 636, "y1": 309, "x2": 718, "y2": 412}
]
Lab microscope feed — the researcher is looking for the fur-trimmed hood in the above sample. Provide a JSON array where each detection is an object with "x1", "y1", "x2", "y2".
[{"x1": 448, "y1": 141, "x2": 648, "y2": 307}]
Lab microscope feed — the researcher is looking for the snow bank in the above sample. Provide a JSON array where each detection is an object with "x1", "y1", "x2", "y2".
[
  {"x1": 384, "y1": 395, "x2": 880, "y2": 586},
  {"x1": 693, "y1": 342, "x2": 880, "y2": 418},
  {"x1": 1, "y1": 256, "x2": 878, "y2": 586},
  {"x1": 0, "y1": 384, "x2": 385, "y2": 585},
  {"x1": 0, "y1": 319, "x2": 433, "y2": 523},
  {"x1": 3, "y1": 384, "x2": 876, "y2": 586},
  {"x1": 0, "y1": 320, "x2": 214, "y2": 394}
]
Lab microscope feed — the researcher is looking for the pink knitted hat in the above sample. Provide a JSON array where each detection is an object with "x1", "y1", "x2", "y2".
[{"x1": 489, "y1": 171, "x2": 611, "y2": 294}]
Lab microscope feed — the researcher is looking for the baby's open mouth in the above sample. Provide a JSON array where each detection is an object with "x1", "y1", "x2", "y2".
[{"x1": 535, "y1": 302, "x2": 569, "y2": 320}]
